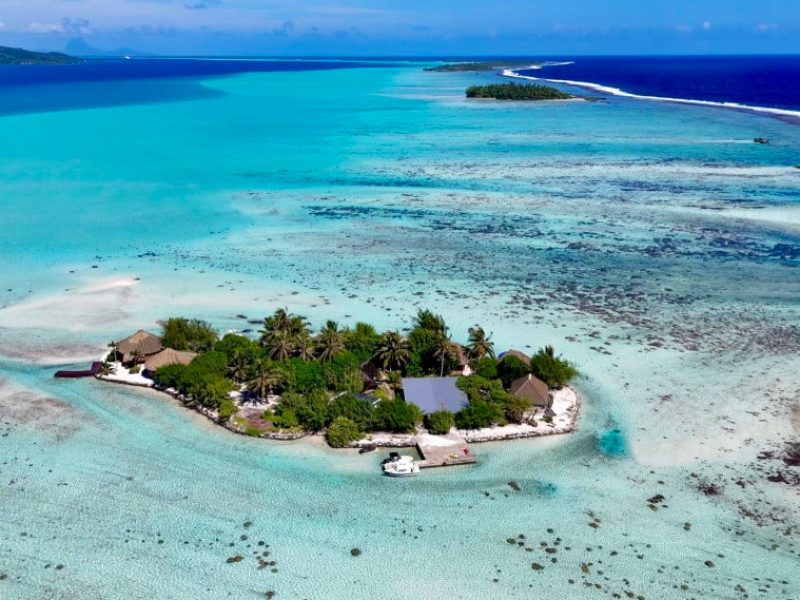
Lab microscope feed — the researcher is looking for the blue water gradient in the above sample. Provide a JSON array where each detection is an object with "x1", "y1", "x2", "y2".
[
  {"x1": 0, "y1": 59, "x2": 799, "y2": 599},
  {"x1": 518, "y1": 55, "x2": 800, "y2": 110}
]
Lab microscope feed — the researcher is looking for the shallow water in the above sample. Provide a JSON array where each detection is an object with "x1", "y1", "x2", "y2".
[{"x1": 0, "y1": 62, "x2": 799, "y2": 599}]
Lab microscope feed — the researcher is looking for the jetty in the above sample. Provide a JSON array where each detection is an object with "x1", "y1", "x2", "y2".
[
  {"x1": 54, "y1": 362, "x2": 102, "y2": 379},
  {"x1": 415, "y1": 433, "x2": 477, "y2": 469}
]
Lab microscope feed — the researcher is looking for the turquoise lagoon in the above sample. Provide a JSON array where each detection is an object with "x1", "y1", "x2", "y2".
[{"x1": 0, "y1": 62, "x2": 799, "y2": 599}]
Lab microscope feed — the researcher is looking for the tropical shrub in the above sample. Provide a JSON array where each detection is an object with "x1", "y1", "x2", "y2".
[
  {"x1": 327, "y1": 394, "x2": 375, "y2": 430},
  {"x1": 455, "y1": 401, "x2": 506, "y2": 429},
  {"x1": 530, "y1": 345, "x2": 578, "y2": 388},
  {"x1": 374, "y1": 399, "x2": 423, "y2": 433},
  {"x1": 471, "y1": 357, "x2": 499, "y2": 380},
  {"x1": 217, "y1": 398, "x2": 238, "y2": 422},
  {"x1": 190, "y1": 351, "x2": 228, "y2": 377},
  {"x1": 425, "y1": 410, "x2": 455, "y2": 435},
  {"x1": 342, "y1": 322, "x2": 380, "y2": 357},
  {"x1": 189, "y1": 374, "x2": 235, "y2": 409},
  {"x1": 322, "y1": 351, "x2": 364, "y2": 393},
  {"x1": 271, "y1": 408, "x2": 300, "y2": 429},
  {"x1": 497, "y1": 355, "x2": 530, "y2": 388},
  {"x1": 215, "y1": 334, "x2": 262, "y2": 360},
  {"x1": 503, "y1": 395, "x2": 532, "y2": 424},
  {"x1": 325, "y1": 417, "x2": 363, "y2": 448},
  {"x1": 161, "y1": 317, "x2": 218, "y2": 353},
  {"x1": 278, "y1": 390, "x2": 329, "y2": 431},
  {"x1": 457, "y1": 375, "x2": 511, "y2": 405},
  {"x1": 152, "y1": 364, "x2": 187, "y2": 388},
  {"x1": 282, "y1": 358, "x2": 326, "y2": 393}
]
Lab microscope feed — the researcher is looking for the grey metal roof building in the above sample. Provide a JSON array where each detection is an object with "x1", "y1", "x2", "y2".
[{"x1": 402, "y1": 377, "x2": 469, "y2": 415}]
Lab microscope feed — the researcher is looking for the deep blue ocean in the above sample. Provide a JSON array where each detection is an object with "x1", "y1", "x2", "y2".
[
  {"x1": 1, "y1": 55, "x2": 798, "y2": 116},
  {"x1": 517, "y1": 55, "x2": 800, "y2": 111},
  {"x1": 0, "y1": 58, "x2": 399, "y2": 115}
]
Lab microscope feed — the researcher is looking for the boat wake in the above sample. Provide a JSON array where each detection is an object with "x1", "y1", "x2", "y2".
[{"x1": 503, "y1": 69, "x2": 800, "y2": 121}]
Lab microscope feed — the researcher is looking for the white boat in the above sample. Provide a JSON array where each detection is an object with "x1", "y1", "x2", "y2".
[{"x1": 382, "y1": 455, "x2": 420, "y2": 477}]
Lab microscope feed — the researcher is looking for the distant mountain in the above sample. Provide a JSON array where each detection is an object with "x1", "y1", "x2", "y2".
[
  {"x1": 65, "y1": 38, "x2": 149, "y2": 58},
  {"x1": 0, "y1": 45, "x2": 82, "y2": 65}
]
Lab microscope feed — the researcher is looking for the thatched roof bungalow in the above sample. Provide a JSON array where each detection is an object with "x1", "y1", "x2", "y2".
[
  {"x1": 498, "y1": 349, "x2": 531, "y2": 366},
  {"x1": 114, "y1": 330, "x2": 163, "y2": 363},
  {"x1": 509, "y1": 374, "x2": 550, "y2": 408},
  {"x1": 144, "y1": 348, "x2": 197, "y2": 372}
]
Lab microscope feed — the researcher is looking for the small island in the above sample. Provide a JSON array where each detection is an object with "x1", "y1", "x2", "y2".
[
  {"x1": 70, "y1": 308, "x2": 580, "y2": 469},
  {"x1": 466, "y1": 82, "x2": 573, "y2": 101},
  {"x1": 425, "y1": 61, "x2": 541, "y2": 72},
  {"x1": 0, "y1": 45, "x2": 82, "y2": 65}
]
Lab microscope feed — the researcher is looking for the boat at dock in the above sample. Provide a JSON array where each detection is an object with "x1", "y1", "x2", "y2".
[{"x1": 381, "y1": 455, "x2": 420, "y2": 477}]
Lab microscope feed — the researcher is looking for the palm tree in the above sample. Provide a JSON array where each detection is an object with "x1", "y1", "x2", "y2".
[
  {"x1": 372, "y1": 331, "x2": 411, "y2": 372},
  {"x1": 130, "y1": 349, "x2": 143, "y2": 365},
  {"x1": 261, "y1": 330, "x2": 295, "y2": 361},
  {"x1": 467, "y1": 326, "x2": 495, "y2": 359},
  {"x1": 432, "y1": 334, "x2": 455, "y2": 377},
  {"x1": 263, "y1": 308, "x2": 291, "y2": 333},
  {"x1": 107, "y1": 340, "x2": 119, "y2": 363},
  {"x1": 287, "y1": 314, "x2": 311, "y2": 338},
  {"x1": 260, "y1": 308, "x2": 310, "y2": 341},
  {"x1": 294, "y1": 333, "x2": 316, "y2": 361},
  {"x1": 413, "y1": 308, "x2": 446, "y2": 333},
  {"x1": 97, "y1": 361, "x2": 112, "y2": 377},
  {"x1": 227, "y1": 350, "x2": 250, "y2": 383},
  {"x1": 246, "y1": 362, "x2": 286, "y2": 402},
  {"x1": 316, "y1": 320, "x2": 345, "y2": 362}
]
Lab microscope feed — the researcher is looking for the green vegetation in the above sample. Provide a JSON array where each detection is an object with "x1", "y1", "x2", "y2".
[
  {"x1": 326, "y1": 417, "x2": 364, "y2": 448},
  {"x1": 425, "y1": 410, "x2": 455, "y2": 435},
  {"x1": 327, "y1": 394, "x2": 375, "y2": 431},
  {"x1": 471, "y1": 356, "x2": 499, "y2": 380},
  {"x1": 466, "y1": 83, "x2": 572, "y2": 101},
  {"x1": 424, "y1": 61, "x2": 540, "y2": 73},
  {"x1": 530, "y1": 345, "x2": 579, "y2": 388},
  {"x1": 161, "y1": 317, "x2": 218, "y2": 352},
  {"x1": 497, "y1": 355, "x2": 531, "y2": 388},
  {"x1": 144, "y1": 307, "x2": 577, "y2": 446},
  {"x1": 0, "y1": 46, "x2": 82, "y2": 65},
  {"x1": 218, "y1": 399, "x2": 238, "y2": 422},
  {"x1": 374, "y1": 399, "x2": 423, "y2": 434}
]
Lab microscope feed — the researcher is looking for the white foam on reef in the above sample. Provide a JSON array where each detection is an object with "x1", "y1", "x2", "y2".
[
  {"x1": 523, "y1": 61, "x2": 575, "y2": 70},
  {"x1": 503, "y1": 69, "x2": 800, "y2": 120}
]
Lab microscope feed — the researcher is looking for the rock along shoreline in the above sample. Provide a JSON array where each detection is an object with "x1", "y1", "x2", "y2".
[{"x1": 96, "y1": 368, "x2": 581, "y2": 448}]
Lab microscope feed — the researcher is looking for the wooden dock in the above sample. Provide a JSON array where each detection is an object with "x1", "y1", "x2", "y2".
[{"x1": 416, "y1": 433, "x2": 477, "y2": 469}]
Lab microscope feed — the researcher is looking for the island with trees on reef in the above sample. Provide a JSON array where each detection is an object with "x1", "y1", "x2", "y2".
[
  {"x1": 466, "y1": 82, "x2": 574, "y2": 101},
  {"x1": 0, "y1": 46, "x2": 82, "y2": 65},
  {"x1": 424, "y1": 61, "x2": 542, "y2": 72},
  {"x1": 95, "y1": 308, "x2": 581, "y2": 448}
]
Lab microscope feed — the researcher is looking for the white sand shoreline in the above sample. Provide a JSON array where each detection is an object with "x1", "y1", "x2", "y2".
[{"x1": 95, "y1": 363, "x2": 581, "y2": 449}]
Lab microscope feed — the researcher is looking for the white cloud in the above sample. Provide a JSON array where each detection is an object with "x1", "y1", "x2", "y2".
[
  {"x1": 702, "y1": 21, "x2": 712, "y2": 31},
  {"x1": 26, "y1": 22, "x2": 65, "y2": 34},
  {"x1": 25, "y1": 18, "x2": 92, "y2": 35}
]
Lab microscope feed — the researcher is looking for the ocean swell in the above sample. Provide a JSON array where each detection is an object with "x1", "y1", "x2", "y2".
[{"x1": 503, "y1": 69, "x2": 800, "y2": 121}]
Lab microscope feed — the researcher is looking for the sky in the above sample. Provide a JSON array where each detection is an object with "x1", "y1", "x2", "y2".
[{"x1": 0, "y1": 0, "x2": 799, "y2": 56}]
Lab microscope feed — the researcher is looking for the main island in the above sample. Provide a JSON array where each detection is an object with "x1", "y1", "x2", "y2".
[{"x1": 79, "y1": 308, "x2": 581, "y2": 471}]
